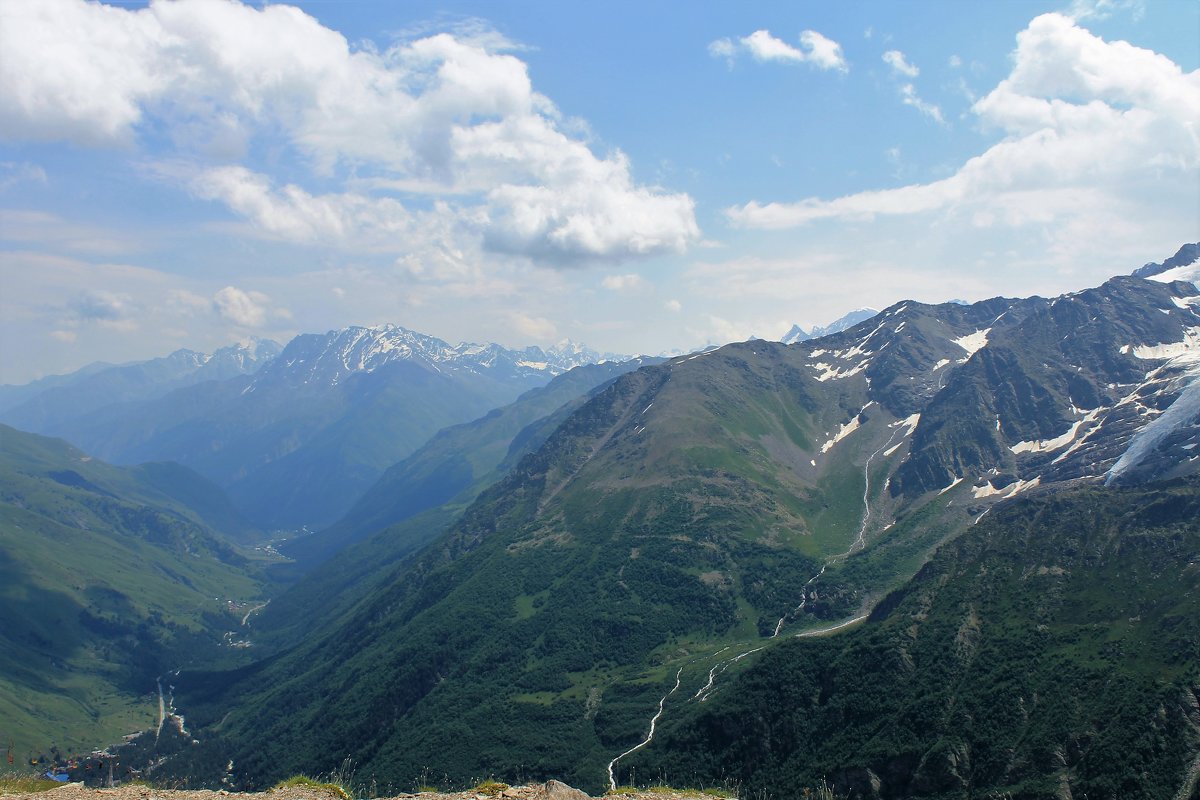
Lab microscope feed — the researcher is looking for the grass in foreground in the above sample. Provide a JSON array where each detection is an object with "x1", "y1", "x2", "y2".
[
  {"x1": 0, "y1": 776, "x2": 63, "y2": 795},
  {"x1": 272, "y1": 775, "x2": 351, "y2": 799}
]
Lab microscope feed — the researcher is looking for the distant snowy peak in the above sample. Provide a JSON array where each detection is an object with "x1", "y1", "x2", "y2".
[
  {"x1": 1134, "y1": 242, "x2": 1199, "y2": 284},
  {"x1": 782, "y1": 308, "x2": 880, "y2": 344},
  {"x1": 159, "y1": 337, "x2": 281, "y2": 376},
  {"x1": 780, "y1": 324, "x2": 808, "y2": 345},
  {"x1": 259, "y1": 325, "x2": 618, "y2": 387},
  {"x1": 544, "y1": 339, "x2": 628, "y2": 370},
  {"x1": 201, "y1": 337, "x2": 283, "y2": 374}
]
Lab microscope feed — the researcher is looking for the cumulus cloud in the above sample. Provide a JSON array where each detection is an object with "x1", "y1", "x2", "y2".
[
  {"x1": 191, "y1": 166, "x2": 423, "y2": 247},
  {"x1": 728, "y1": 14, "x2": 1199, "y2": 235},
  {"x1": 602, "y1": 273, "x2": 646, "y2": 291},
  {"x1": 0, "y1": 0, "x2": 698, "y2": 266},
  {"x1": 213, "y1": 286, "x2": 272, "y2": 327},
  {"x1": 742, "y1": 30, "x2": 808, "y2": 64},
  {"x1": 799, "y1": 31, "x2": 848, "y2": 72},
  {"x1": 709, "y1": 28, "x2": 847, "y2": 72},
  {"x1": 664, "y1": 299, "x2": 682, "y2": 313},
  {"x1": 69, "y1": 290, "x2": 132, "y2": 322},
  {"x1": 883, "y1": 50, "x2": 919, "y2": 78}
]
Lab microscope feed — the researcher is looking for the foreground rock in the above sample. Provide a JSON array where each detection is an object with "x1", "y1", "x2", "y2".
[{"x1": 0, "y1": 782, "x2": 732, "y2": 800}]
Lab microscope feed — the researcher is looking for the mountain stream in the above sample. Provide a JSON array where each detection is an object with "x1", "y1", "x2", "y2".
[{"x1": 606, "y1": 417, "x2": 911, "y2": 788}]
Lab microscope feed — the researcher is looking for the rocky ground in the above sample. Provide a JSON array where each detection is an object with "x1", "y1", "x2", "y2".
[{"x1": 0, "y1": 782, "x2": 733, "y2": 800}]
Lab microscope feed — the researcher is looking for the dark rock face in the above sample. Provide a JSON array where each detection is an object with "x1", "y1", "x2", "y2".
[
  {"x1": 892, "y1": 277, "x2": 1200, "y2": 496},
  {"x1": 1132, "y1": 241, "x2": 1199, "y2": 278},
  {"x1": 152, "y1": 257, "x2": 1200, "y2": 796},
  {"x1": 636, "y1": 481, "x2": 1200, "y2": 799}
]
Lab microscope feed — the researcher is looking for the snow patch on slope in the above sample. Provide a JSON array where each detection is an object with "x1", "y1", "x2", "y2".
[
  {"x1": 1010, "y1": 409, "x2": 1101, "y2": 455},
  {"x1": 1147, "y1": 264, "x2": 1200, "y2": 287},
  {"x1": 821, "y1": 404, "x2": 874, "y2": 454},
  {"x1": 952, "y1": 328, "x2": 990, "y2": 359},
  {"x1": 972, "y1": 476, "x2": 1041, "y2": 500},
  {"x1": 1131, "y1": 327, "x2": 1200, "y2": 363}
]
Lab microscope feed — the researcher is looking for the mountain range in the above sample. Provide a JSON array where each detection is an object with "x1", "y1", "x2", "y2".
[
  {"x1": 0, "y1": 338, "x2": 282, "y2": 420},
  {"x1": 110, "y1": 245, "x2": 1200, "y2": 796},
  {"x1": 780, "y1": 307, "x2": 880, "y2": 344},
  {"x1": 3, "y1": 244, "x2": 1198, "y2": 798},
  {"x1": 0, "y1": 329, "x2": 625, "y2": 531}
]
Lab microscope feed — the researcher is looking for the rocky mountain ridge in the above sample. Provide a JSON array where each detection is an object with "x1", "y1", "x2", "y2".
[
  {"x1": 252, "y1": 325, "x2": 623, "y2": 390},
  {"x1": 1, "y1": 326, "x2": 627, "y2": 530},
  {"x1": 0, "y1": 338, "x2": 282, "y2": 422},
  {"x1": 780, "y1": 307, "x2": 879, "y2": 344},
  {"x1": 152, "y1": 248, "x2": 1200, "y2": 795}
]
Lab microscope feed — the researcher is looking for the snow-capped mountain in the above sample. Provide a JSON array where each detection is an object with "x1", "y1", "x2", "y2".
[
  {"x1": 0, "y1": 337, "x2": 281, "y2": 423},
  {"x1": 780, "y1": 307, "x2": 880, "y2": 344},
  {"x1": 249, "y1": 325, "x2": 623, "y2": 389},
  {"x1": 4, "y1": 323, "x2": 625, "y2": 531},
  {"x1": 181, "y1": 248, "x2": 1200, "y2": 794},
  {"x1": 1132, "y1": 241, "x2": 1199, "y2": 281}
]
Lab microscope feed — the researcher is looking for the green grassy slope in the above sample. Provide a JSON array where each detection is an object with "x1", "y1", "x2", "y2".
[
  {"x1": 0, "y1": 425, "x2": 266, "y2": 761},
  {"x1": 281, "y1": 358, "x2": 661, "y2": 572},
  {"x1": 160, "y1": 280, "x2": 1200, "y2": 794},
  {"x1": 167, "y1": 343, "x2": 964, "y2": 793},
  {"x1": 632, "y1": 480, "x2": 1200, "y2": 799}
]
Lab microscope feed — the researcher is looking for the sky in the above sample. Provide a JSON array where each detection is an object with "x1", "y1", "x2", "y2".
[{"x1": 1, "y1": 0, "x2": 1198, "y2": 384}]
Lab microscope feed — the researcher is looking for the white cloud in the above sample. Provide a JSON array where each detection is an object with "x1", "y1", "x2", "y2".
[
  {"x1": 602, "y1": 273, "x2": 646, "y2": 291},
  {"x1": 883, "y1": 50, "x2": 920, "y2": 78},
  {"x1": 728, "y1": 13, "x2": 1199, "y2": 243},
  {"x1": 190, "y1": 166, "x2": 421, "y2": 246},
  {"x1": 664, "y1": 299, "x2": 682, "y2": 313},
  {"x1": 213, "y1": 286, "x2": 272, "y2": 327},
  {"x1": 709, "y1": 28, "x2": 847, "y2": 72},
  {"x1": 0, "y1": 0, "x2": 698, "y2": 266},
  {"x1": 1067, "y1": 0, "x2": 1145, "y2": 22},
  {"x1": 800, "y1": 30, "x2": 849, "y2": 72},
  {"x1": 880, "y1": 50, "x2": 942, "y2": 122},
  {"x1": 742, "y1": 30, "x2": 808, "y2": 64},
  {"x1": 899, "y1": 84, "x2": 945, "y2": 123},
  {"x1": 708, "y1": 37, "x2": 736, "y2": 62},
  {"x1": 69, "y1": 290, "x2": 133, "y2": 322},
  {"x1": 948, "y1": 54, "x2": 963, "y2": 68}
]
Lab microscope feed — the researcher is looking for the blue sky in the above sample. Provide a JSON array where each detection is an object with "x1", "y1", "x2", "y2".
[{"x1": 1, "y1": 0, "x2": 1198, "y2": 383}]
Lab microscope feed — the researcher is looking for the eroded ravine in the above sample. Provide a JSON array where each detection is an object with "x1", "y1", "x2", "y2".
[{"x1": 607, "y1": 418, "x2": 910, "y2": 786}]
